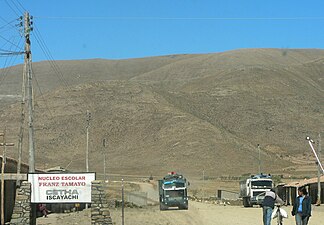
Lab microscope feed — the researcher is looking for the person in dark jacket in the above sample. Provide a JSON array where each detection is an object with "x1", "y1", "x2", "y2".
[
  {"x1": 262, "y1": 188, "x2": 284, "y2": 225},
  {"x1": 292, "y1": 186, "x2": 311, "y2": 225}
]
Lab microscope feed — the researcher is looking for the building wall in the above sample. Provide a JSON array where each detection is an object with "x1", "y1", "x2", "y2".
[
  {"x1": 217, "y1": 190, "x2": 239, "y2": 200},
  {"x1": 0, "y1": 157, "x2": 30, "y2": 223}
]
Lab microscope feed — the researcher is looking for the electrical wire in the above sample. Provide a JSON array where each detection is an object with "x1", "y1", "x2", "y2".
[
  {"x1": 0, "y1": 36, "x2": 23, "y2": 88},
  {"x1": 32, "y1": 24, "x2": 96, "y2": 113},
  {"x1": 0, "y1": 17, "x2": 19, "y2": 30},
  {"x1": 0, "y1": 51, "x2": 24, "y2": 56},
  {"x1": 11, "y1": 0, "x2": 27, "y2": 13},
  {"x1": 4, "y1": 0, "x2": 20, "y2": 17},
  {"x1": 34, "y1": 16, "x2": 324, "y2": 21},
  {"x1": 32, "y1": 25, "x2": 70, "y2": 88},
  {"x1": 30, "y1": 63, "x2": 54, "y2": 119},
  {"x1": 0, "y1": 35, "x2": 24, "y2": 51}
]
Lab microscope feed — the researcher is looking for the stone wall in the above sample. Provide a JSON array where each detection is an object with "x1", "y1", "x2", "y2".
[
  {"x1": 10, "y1": 181, "x2": 31, "y2": 225},
  {"x1": 91, "y1": 180, "x2": 113, "y2": 225}
]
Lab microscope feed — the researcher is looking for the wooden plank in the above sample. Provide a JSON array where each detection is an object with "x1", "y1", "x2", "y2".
[{"x1": 0, "y1": 173, "x2": 27, "y2": 180}]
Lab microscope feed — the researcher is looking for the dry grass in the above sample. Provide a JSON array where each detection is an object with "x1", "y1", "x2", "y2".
[{"x1": 0, "y1": 49, "x2": 323, "y2": 180}]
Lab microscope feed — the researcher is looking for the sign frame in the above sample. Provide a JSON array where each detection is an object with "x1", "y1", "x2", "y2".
[{"x1": 28, "y1": 172, "x2": 96, "y2": 203}]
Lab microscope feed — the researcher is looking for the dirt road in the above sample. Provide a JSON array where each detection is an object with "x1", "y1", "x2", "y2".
[
  {"x1": 37, "y1": 201, "x2": 324, "y2": 225},
  {"x1": 38, "y1": 179, "x2": 324, "y2": 225},
  {"x1": 110, "y1": 202, "x2": 324, "y2": 225}
]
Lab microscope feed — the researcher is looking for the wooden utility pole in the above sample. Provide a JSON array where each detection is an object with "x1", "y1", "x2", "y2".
[
  {"x1": 0, "y1": 129, "x2": 14, "y2": 225},
  {"x1": 23, "y1": 12, "x2": 35, "y2": 173}
]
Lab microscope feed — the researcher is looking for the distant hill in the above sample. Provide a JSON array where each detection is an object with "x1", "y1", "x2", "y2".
[{"x1": 0, "y1": 48, "x2": 323, "y2": 178}]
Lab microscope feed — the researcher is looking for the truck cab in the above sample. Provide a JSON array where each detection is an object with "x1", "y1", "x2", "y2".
[
  {"x1": 159, "y1": 172, "x2": 188, "y2": 210},
  {"x1": 240, "y1": 174, "x2": 273, "y2": 207}
]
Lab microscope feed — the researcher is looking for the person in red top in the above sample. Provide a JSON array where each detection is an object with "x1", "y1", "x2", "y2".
[{"x1": 38, "y1": 203, "x2": 49, "y2": 218}]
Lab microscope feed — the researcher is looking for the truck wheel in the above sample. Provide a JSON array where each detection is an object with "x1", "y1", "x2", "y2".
[
  {"x1": 243, "y1": 197, "x2": 252, "y2": 207},
  {"x1": 160, "y1": 203, "x2": 167, "y2": 211},
  {"x1": 183, "y1": 205, "x2": 188, "y2": 210}
]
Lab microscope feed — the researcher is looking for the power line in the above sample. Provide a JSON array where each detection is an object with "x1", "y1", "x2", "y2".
[
  {"x1": 0, "y1": 36, "x2": 23, "y2": 89},
  {"x1": 0, "y1": 35, "x2": 24, "y2": 51},
  {"x1": 0, "y1": 51, "x2": 24, "y2": 56},
  {"x1": 34, "y1": 16, "x2": 324, "y2": 21},
  {"x1": 31, "y1": 63, "x2": 54, "y2": 119},
  {"x1": 4, "y1": 0, "x2": 20, "y2": 17},
  {"x1": 32, "y1": 25, "x2": 70, "y2": 88},
  {"x1": 0, "y1": 17, "x2": 18, "y2": 30},
  {"x1": 11, "y1": 0, "x2": 27, "y2": 13}
]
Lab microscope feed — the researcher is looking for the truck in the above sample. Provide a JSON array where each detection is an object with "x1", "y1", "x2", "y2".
[
  {"x1": 239, "y1": 174, "x2": 273, "y2": 207},
  {"x1": 158, "y1": 172, "x2": 188, "y2": 210}
]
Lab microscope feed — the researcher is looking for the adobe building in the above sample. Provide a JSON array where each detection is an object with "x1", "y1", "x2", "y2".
[{"x1": 283, "y1": 175, "x2": 324, "y2": 205}]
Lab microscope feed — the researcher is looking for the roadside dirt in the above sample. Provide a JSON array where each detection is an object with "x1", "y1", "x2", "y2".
[{"x1": 37, "y1": 202, "x2": 324, "y2": 225}]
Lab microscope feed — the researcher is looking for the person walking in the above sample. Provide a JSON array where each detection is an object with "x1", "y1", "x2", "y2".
[
  {"x1": 262, "y1": 188, "x2": 284, "y2": 225},
  {"x1": 291, "y1": 186, "x2": 311, "y2": 225}
]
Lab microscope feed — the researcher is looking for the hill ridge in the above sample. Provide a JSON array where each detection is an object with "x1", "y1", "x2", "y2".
[{"x1": 0, "y1": 48, "x2": 323, "y2": 178}]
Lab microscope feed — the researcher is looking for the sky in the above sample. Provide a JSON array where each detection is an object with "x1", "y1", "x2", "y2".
[{"x1": 0, "y1": 0, "x2": 324, "y2": 68}]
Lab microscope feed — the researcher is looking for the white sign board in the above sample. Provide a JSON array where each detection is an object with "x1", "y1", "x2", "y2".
[{"x1": 28, "y1": 173, "x2": 96, "y2": 203}]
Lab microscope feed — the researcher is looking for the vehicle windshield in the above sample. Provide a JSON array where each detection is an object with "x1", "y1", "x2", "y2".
[
  {"x1": 165, "y1": 190, "x2": 184, "y2": 199},
  {"x1": 164, "y1": 182, "x2": 185, "y2": 189},
  {"x1": 251, "y1": 180, "x2": 272, "y2": 188}
]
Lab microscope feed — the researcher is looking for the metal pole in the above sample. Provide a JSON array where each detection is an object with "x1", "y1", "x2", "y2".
[
  {"x1": 85, "y1": 110, "x2": 91, "y2": 210},
  {"x1": 122, "y1": 178, "x2": 124, "y2": 225},
  {"x1": 317, "y1": 133, "x2": 321, "y2": 205},
  {"x1": 257, "y1": 144, "x2": 261, "y2": 174},
  {"x1": 103, "y1": 138, "x2": 107, "y2": 181},
  {"x1": 86, "y1": 110, "x2": 91, "y2": 173},
  {"x1": 203, "y1": 169, "x2": 205, "y2": 200},
  {"x1": 306, "y1": 137, "x2": 324, "y2": 173},
  {"x1": 1, "y1": 131, "x2": 5, "y2": 225},
  {"x1": 86, "y1": 126, "x2": 89, "y2": 172}
]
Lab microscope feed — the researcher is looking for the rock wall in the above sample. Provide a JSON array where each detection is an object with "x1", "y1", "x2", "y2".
[
  {"x1": 91, "y1": 180, "x2": 113, "y2": 225},
  {"x1": 10, "y1": 181, "x2": 31, "y2": 225}
]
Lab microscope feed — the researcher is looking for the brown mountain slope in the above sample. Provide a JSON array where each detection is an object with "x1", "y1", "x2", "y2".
[{"x1": 0, "y1": 48, "x2": 323, "y2": 178}]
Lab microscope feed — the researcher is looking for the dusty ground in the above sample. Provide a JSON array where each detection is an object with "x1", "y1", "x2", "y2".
[
  {"x1": 37, "y1": 180, "x2": 324, "y2": 225},
  {"x1": 37, "y1": 202, "x2": 324, "y2": 225}
]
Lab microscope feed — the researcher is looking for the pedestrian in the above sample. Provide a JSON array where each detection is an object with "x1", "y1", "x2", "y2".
[
  {"x1": 38, "y1": 203, "x2": 49, "y2": 218},
  {"x1": 262, "y1": 188, "x2": 284, "y2": 225},
  {"x1": 291, "y1": 186, "x2": 311, "y2": 225}
]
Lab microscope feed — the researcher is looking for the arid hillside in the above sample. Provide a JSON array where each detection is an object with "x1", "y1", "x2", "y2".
[{"x1": 0, "y1": 48, "x2": 323, "y2": 178}]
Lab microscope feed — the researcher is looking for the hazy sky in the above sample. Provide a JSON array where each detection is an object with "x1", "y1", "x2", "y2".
[{"x1": 0, "y1": 0, "x2": 323, "y2": 68}]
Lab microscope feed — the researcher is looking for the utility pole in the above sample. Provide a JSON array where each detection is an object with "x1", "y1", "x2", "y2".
[
  {"x1": 1, "y1": 128, "x2": 15, "y2": 225},
  {"x1": 23, "y1": 12, "x2": 35, "y2": 173},
  {"x1": 121, "y1": 178, "x2": 125, "y2": 225},
  {"x1": 316, "y1": 133, "x2": 321, "y2": 205},
  {"x1": 86, "y1": 110, "x2": 91, "y2": 173},
  {"x1": 103, "y1": 138, "x2": 107, "y2": 181},
  {"x1": 257, "y1": 144, "x2": 261, "y2": 174},
  {"x1": 85, "y1": 110, "x2": 91, "y2": 210},
  {"x1": 16, "y1": 14, "x2": 30, "y2": 184},
  {"x1": 202, "y1": 169, "x2": 205, "y2": 200}
]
